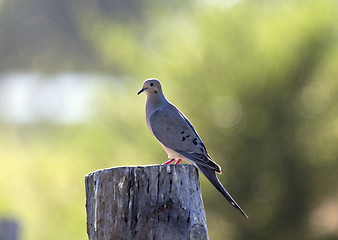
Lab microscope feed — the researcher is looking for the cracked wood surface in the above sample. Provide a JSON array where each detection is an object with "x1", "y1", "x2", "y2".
[{"x1": 85, "y1": 164, "x2": 208, "y2": 240}]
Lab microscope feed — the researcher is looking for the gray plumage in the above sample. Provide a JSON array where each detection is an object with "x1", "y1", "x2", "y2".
[{"x1": 138, "y1": 78, "x2": 248, "y2": 218}]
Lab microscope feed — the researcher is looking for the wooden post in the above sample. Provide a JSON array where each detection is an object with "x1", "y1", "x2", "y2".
[
  {"x1": 85, "y1": 164, "x2": 208, "y2": 240},
  {"x1": 0, "y1": 219, "x2": 19, "y2": 240}
]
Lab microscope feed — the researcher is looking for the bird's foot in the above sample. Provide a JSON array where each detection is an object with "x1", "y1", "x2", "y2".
[
  {"x1": 175, "y1": 159, "x2": 182, "y2": 164},
  {"x1": 162, "y1": 159, "x2": 175, "y2": 165}
]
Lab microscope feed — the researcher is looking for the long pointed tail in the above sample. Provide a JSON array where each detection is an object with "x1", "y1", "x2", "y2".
[{"x1": 198, "y1": 165, "x2": 248, "y2": 219}]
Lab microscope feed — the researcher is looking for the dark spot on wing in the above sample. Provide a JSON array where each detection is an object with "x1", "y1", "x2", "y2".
[
  {"x1": 193, "y1": 138, "x2": 198, "y2": 145},
  {"x1": 182, "y1": 137, "x2": 186, "y2": 141},
  {"x1": 181, "y1": 131, "x2": 184, "y2": 134},
  {"x1": 186, "y1": 135, "x2": 190, "y2": 138},
  {"x1": 199, "y1": 142, "x2": 206, "y2": 148}
]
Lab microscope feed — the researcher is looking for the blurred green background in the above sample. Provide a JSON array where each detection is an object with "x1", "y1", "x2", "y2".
[{"x1": 0, "y1": 0, "x2": 337, "y2": 239}]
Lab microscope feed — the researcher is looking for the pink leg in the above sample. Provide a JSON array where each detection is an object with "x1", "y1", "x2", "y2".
[
  {"x1": 162, "y1": 158, "x2": 175, "y2": 165},
  {"x1": 175, "y1": 159, "x2": 182, "y2": 164}
]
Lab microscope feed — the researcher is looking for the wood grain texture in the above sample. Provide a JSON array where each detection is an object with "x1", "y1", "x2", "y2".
[{"x1": 85, "y1": 164, "x2": 208, "y2": 240}]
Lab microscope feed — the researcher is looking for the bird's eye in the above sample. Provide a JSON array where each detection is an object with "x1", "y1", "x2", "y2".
[{"x1": 150, "y1": 83, "x2": 154, "y2": 87}]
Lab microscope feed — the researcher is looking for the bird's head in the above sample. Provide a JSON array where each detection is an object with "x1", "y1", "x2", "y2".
[{"x1": 137, "y1": 79, "x2": 162, "y2": 96}]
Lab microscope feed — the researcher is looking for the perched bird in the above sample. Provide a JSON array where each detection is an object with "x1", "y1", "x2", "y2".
[{"x1": 138, "y1": 78, "x2": 248, "y2": 218}]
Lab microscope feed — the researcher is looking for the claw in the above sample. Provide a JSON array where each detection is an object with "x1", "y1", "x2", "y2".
[
  {"x1": 175, "y1": 159, "x2": 182, "y2": 164},
  {"x1": 162, "y1": 159, "x2": 175, "y2": 165}
]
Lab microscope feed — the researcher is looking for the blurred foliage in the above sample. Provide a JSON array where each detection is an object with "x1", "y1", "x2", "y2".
[{"x1": 0, "y1": 0, "x2": 338, "y2": 240}]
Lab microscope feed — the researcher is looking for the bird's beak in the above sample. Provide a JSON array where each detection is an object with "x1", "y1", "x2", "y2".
[{"x1": 137, "y1": 88, "x2": 146, "y2": 95}]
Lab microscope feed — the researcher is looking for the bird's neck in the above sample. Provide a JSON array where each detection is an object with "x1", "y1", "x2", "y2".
[{"x1": 145, "y1": 93, "x2": 168, "y2": 117}]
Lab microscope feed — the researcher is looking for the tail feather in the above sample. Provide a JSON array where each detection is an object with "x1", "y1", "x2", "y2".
[{"x1": 197, "y1": 165, "x2": 248, "y2": 219}]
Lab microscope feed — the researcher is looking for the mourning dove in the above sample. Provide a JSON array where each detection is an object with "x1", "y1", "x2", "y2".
[{"x1": 138, "y1": 79, "x2": 248, "y2": 218}]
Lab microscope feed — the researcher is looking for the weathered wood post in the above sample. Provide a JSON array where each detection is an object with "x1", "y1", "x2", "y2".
[
  {"x1": 85, "y1": 164, "x2": 208, "y2": 240},
  {"x1": 0, "y1": 219, "x2": 19, "y2": 240}
]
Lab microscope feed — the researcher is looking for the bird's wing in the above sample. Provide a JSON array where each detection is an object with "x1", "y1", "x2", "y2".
[{"x1": 149, "y1": 104, "x2": 221, "y2": 172}]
